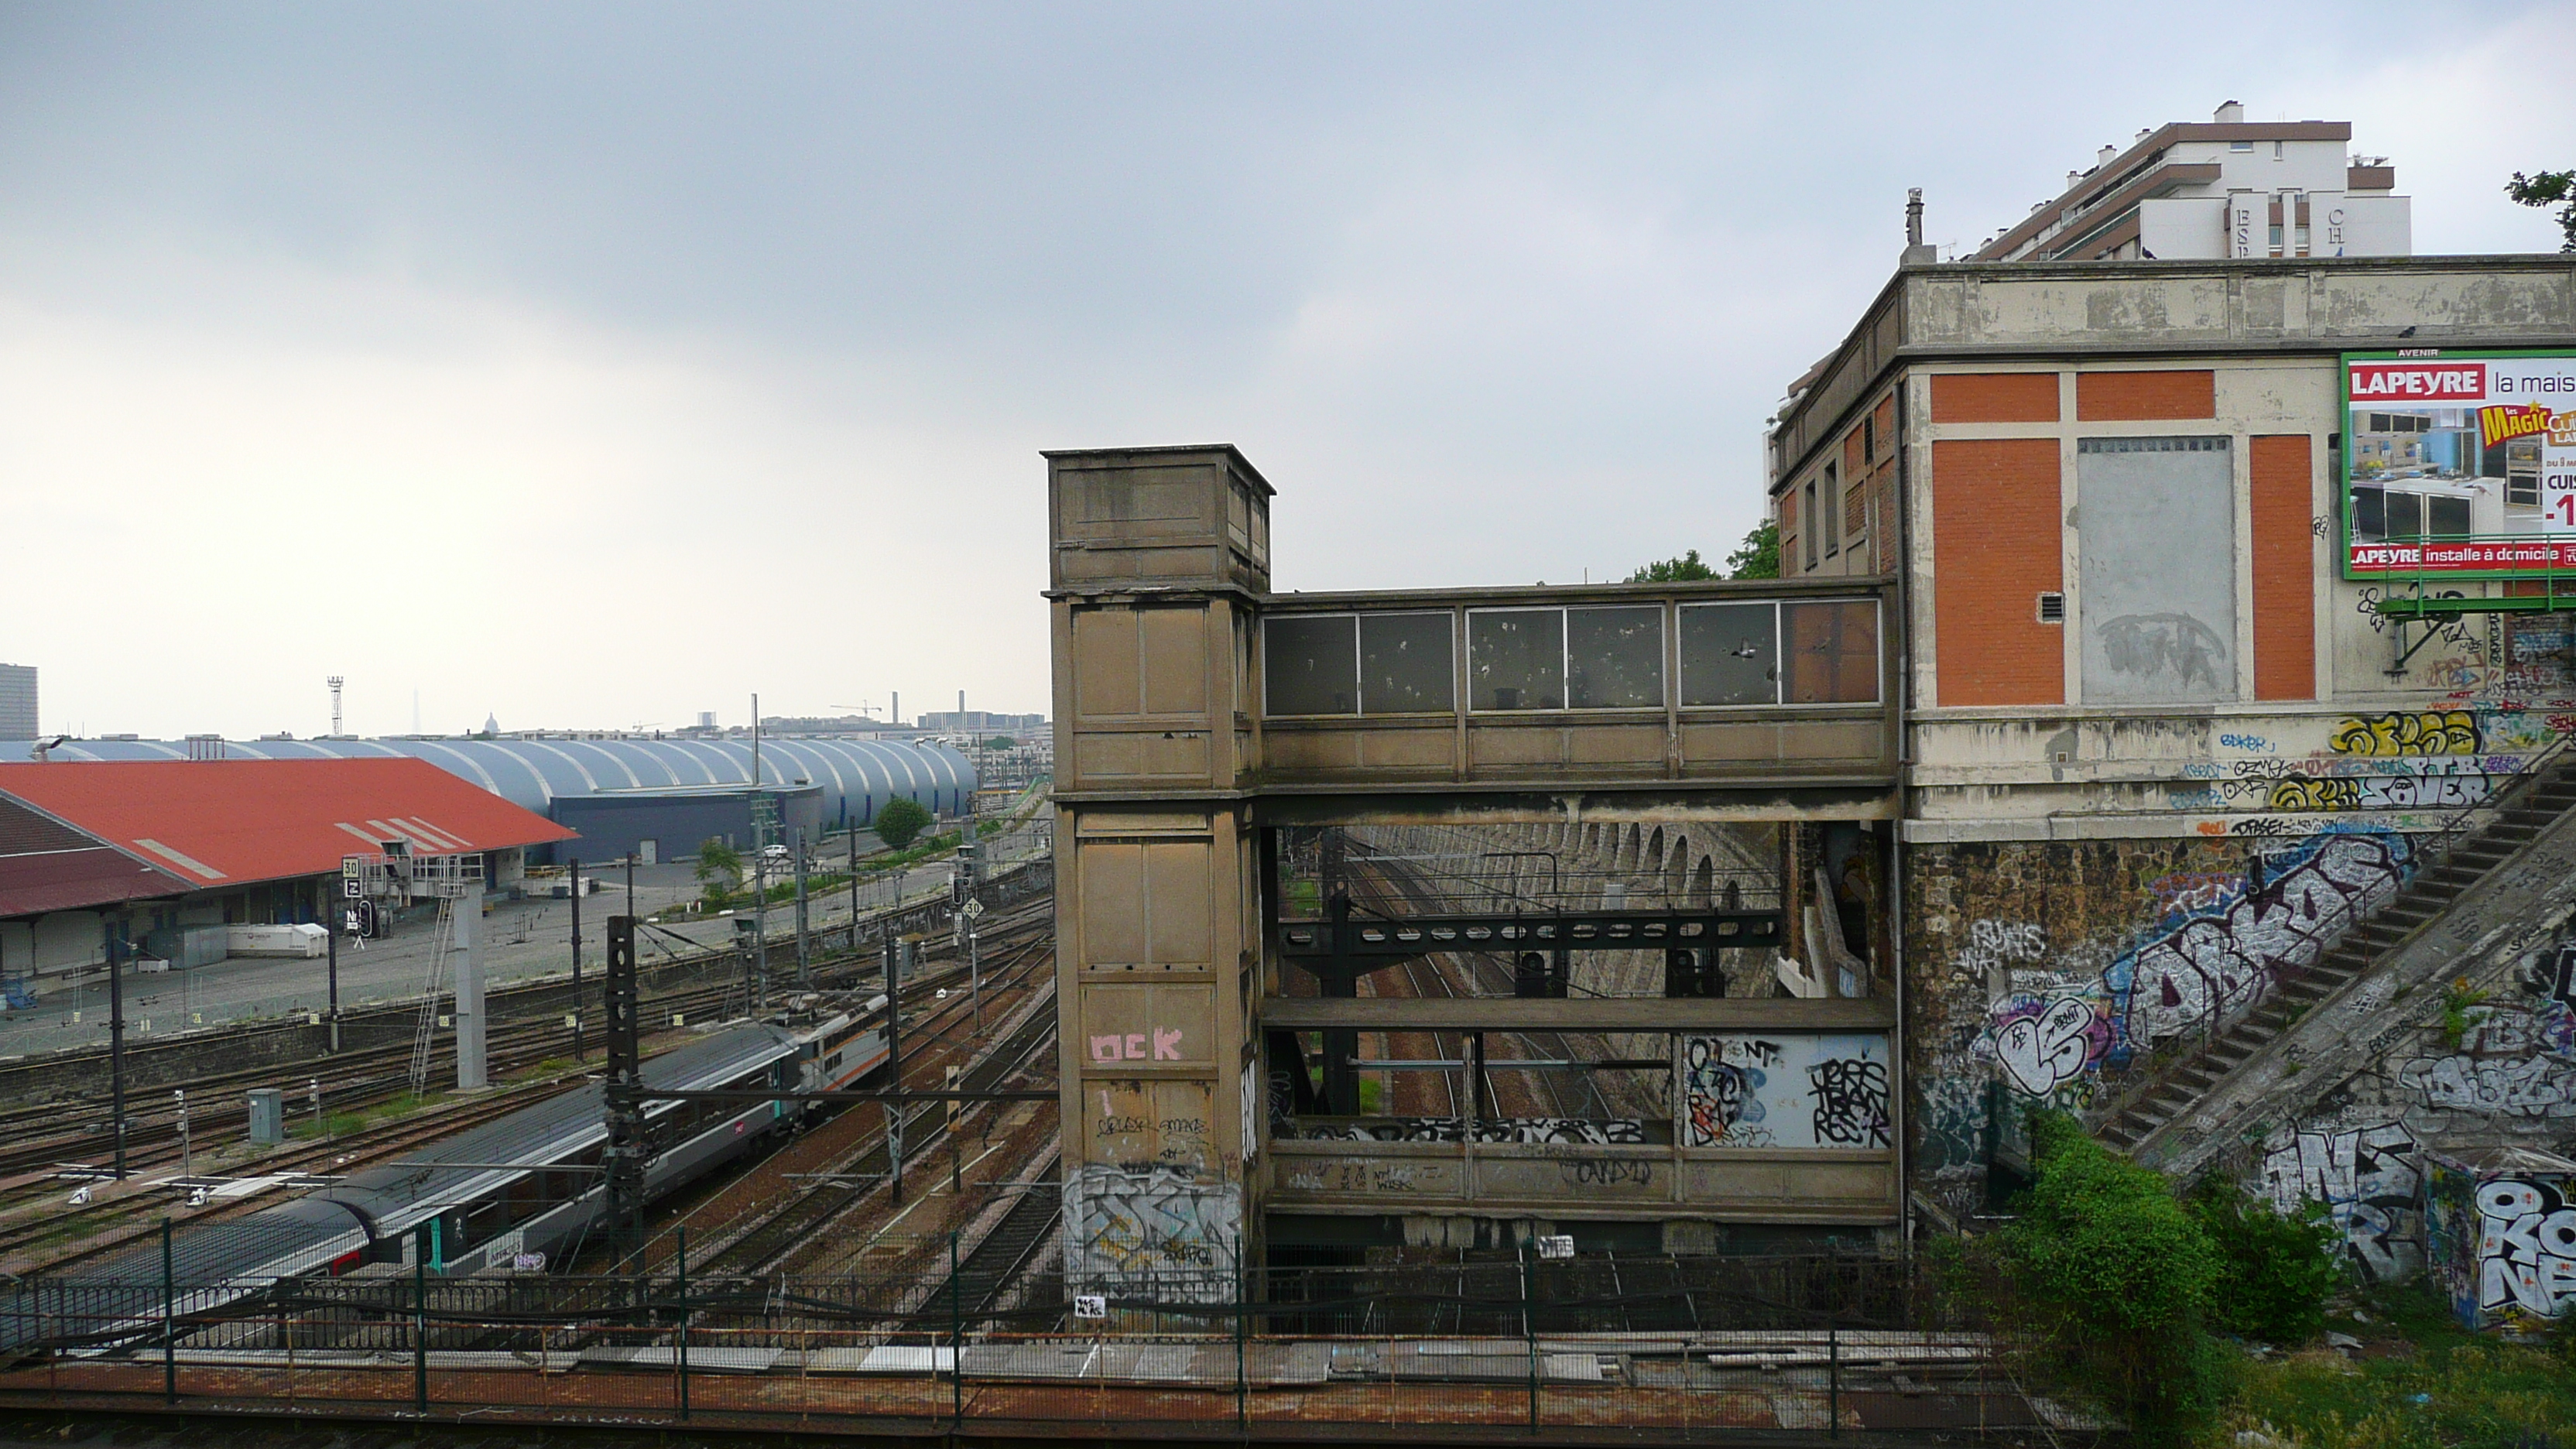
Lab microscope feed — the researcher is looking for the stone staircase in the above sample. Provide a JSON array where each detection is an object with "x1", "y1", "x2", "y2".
[{"x1": 2100, "y1": 749, "x2": 2576, "y2": 1166}]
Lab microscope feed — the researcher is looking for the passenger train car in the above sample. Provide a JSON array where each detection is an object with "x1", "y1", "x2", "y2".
[{"x1": 1, "y1": 1004, "x2": 890, "y2": 1349}]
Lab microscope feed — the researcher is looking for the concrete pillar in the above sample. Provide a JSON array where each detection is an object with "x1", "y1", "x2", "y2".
[{"x1": 453, "y1": 895, "x2": 487, "y2": 1090}]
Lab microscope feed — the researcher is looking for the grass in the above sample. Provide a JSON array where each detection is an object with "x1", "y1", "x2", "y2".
[
  {"x1": 286, "y1": 1089, "x2": 449, "y2": 1141},
  {"x1": 2206, "y1": 1285, "x2": 2576, "y2": 1448}
]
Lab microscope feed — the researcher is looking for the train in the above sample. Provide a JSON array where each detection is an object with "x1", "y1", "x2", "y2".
[{"x1": 2, "y1": 1001, "x2": 891, "y2": 1349}]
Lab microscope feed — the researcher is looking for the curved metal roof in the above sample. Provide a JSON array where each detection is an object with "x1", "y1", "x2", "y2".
[{"x1": 0, "y1": 736, "x2": 975, "y2": 826}]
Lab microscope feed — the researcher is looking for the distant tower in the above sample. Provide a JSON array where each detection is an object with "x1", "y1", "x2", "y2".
[{"x1": 327, "y1": 677, "x2": 344, "y2": 737}]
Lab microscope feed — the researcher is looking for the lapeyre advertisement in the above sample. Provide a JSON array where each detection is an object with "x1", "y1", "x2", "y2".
[{"x1": 2345, "y1": 351, "x2": 2576, "y2": 577}]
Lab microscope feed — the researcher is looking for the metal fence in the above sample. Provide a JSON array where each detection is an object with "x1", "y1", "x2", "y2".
[{"x1": 0, "y1": 1251, "x2": 2108, "y2": 1440}]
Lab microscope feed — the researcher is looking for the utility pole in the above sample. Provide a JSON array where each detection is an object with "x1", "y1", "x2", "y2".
[
  {"x1": 108, "y1": 927, "x2": 128, "y2": 1178},
  {"x1": 750, "y1": 692, "x2": 768, "y2": 999},
  {"x1": 848, "y1": 828, "x2": 861, "y2": 955},
  {"x1": 453, "y1": 886, "x2": 486, "y2": 1090},
  {"x1": 568, "y1": 856, "x2": 584, "y2": 1060},
  {"x1": 884, "y1": 939, "x2": 904, "y2": 1203},
  {"x1": 793, "y1": 829, "x2": 810, "y2": 989},
  {"x1": 602, "y1": 916, "x2": 646, "y2": 1269},
  {"x1": 325, "y1": 912, "x2": 341, "y2": 1053}
]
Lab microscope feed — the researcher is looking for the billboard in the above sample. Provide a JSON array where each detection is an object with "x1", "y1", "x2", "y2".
[{"x1": 2343, "y1": 350, "x2": 2576, "y2": 578}]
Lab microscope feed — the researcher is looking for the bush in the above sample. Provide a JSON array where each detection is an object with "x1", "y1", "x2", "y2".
[
  {"x1": 694, "y1": 838, "x2": 742, "y2": 906},
  {"x1": 1992, "y1": 1112, "x2": 2225, "y2": 1440},
  {"x1": 2189, "y1": 1179, "x2": 2341, "y2": 1344},
  {"x1": 873, "y1": 798, "x2": 933, "y2": 851}
]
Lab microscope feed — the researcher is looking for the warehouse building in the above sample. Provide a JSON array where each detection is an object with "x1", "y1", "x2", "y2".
[
  {"x1": 0, "y1": 758, "x2": 573, "y2": 979},
  {"x1": 0, "y1": 734, "x2": 975, "y2": 867}
]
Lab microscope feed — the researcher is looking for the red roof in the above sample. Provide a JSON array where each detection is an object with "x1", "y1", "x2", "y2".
[
  {"x1": 0, "y1": 795, "x2": 190, "y2": 916},
  {"x1": 0, "y1": 759, "x2": 576, "y2": 893}
]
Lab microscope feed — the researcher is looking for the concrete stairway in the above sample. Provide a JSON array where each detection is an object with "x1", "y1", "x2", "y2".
[{"x1": 2102, "y1": 751, "x2": 2576, "y2": 1168}]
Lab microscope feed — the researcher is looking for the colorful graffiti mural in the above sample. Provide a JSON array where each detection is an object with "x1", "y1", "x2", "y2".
[
  {"x1": 2260, "y1": 1121, "x2": 2422, "y2": 1282},
  {"x1": 1976, "y1": 832, "x2": 2414, "y2": 1094},
  {"x1": 1680, "y1": 1033, "x2": 1892, "y2": 1149}
]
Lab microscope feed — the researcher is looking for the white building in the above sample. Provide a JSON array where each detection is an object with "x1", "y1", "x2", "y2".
[{"x1": 1970, "y1": 101, "x2": 2410, "y2": 264}]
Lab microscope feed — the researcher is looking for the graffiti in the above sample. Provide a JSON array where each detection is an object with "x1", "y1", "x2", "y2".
[
  {"x1": 2401, "y1": 1053, "x2": 2576, "y2": 1118},
  {"x1": 1564, "y1": 1158, "x2": 1656, "y2": 1187},
  {"x1": 2261, "y1": 1122, "x2": 2421, "y2": 1281},
  {"x1": 1062, "y1": 1165, "x2": 1240, "y2": 1302},
  {"x1": 1993, "y1": 996, "x2": 2101, "y2": 1095},
  {"x1": 1680, "y1": 1033, "x2": 1888, "y2": 1149},
  {"x1": 1808, "y1": 1057, "x2": 1892, "y2": 1147},
  {"x1": 2263, "y1": 774, "x2": 2491, "y2": 813},
  {"x1": 2149, "y1": 871, "x2": 2242, "y2": 918},
  {"x1": 2119, "y1": 834, "x2": 2410, "y2": 1050},
  {"x1": 2218, "y1": 731, "x2": 2276, "y2": 752},
  {"x1": 2331, "y1": 710, "x2": 2482, "y2": 757},
  {"x1": 1089, "y1": 1028, "x2": 1184, "y2": 1064},
  {"x1": 2097, "y1": 612, "x2": 2228, "y2": 690},
  {"x1": 1956, "y1": 920, "x2": 2046, "y2": 975},
  {"x1": 1292, "y1": 1117, "x2": 1644, "y2": 1145},
  {"x1": 2470, "y1": 1178, "x2": 2576, "y2": 1321}
]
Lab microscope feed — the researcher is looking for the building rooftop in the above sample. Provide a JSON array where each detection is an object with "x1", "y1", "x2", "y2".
[
  {"x1": 0, "y1": 794, "x2": 188, "y2": 917},
  {"x1": 0, "y1": 758, "x2": 575, "y2": 892}
]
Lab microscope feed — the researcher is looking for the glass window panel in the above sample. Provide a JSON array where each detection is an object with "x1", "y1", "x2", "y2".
[
  {"x1": 2352, "y1": 485, "x2": 2385, "y2": 540},
  {"x1": 1678, "y1": 603, "x2": 1779, "y2": 706},
  {"x1": 1264, "y1": 615, "x2": 1358, "y2": 716},
  {"x1": 1359, "y1": 612, "x2": 1454, "y2": 714},
  {"x1": 2427, "y1": 495, "x2": 2471, "y2": 536},
  {"x1": 1781, "y1": 600, "x2": 1880, "y2": 704},
  {"x1": 2385, "y1": 491, "x2": 2423, "y2": 540},
  {"x1": 1468, "y1": 609, "x2": 1564, "y2": 711},
  {"x1": 1565, "y1": 605, "x2": 1664, "y2": 709}
]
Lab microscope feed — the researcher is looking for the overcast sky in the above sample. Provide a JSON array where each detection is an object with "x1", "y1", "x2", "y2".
[{"x1": 3, "y1": 3, "x2": 2571, "y2": 740}]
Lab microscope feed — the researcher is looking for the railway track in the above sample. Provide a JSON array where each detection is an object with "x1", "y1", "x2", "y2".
[
  {"x1": 904, "y1": 1150, "x2": 1062, "y2": 1331},
  {"x1": 0, "y1": 899, "x2": 1054, "y2": 1187},
  {"x1": 0, "y1": 904, "x2": 1059, "y2": 1276},
  {"x1": 673, "y1": 942, "x2": 1059, "y2": 1279}
]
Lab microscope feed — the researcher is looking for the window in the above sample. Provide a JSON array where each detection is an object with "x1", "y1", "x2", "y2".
[
  {"x1": 1821, "y1": 464, "x2": 1841, "y2": 557},
  {"x1": 1263, "y1": 612, "x2": 1456, "y2": 715},
  {"x1": 2273, "y1": 140, "x2": 2284, "y2": 160},
  {"x1": 1565, "y1": 606, "x2": 1663, "y2": 707},
  {"x1": 1678, "y1": 604, "x2": 1778, "y2": 705},
  {"x1": 1862, "y1": 415, "x2": 1877, "y2": 464},
  {"x1": 1467, "y1": 606, "x2": 1666, "y2": 711},
  {"x1": 1676, "y1": 600, "x2": 1881, "y2": 707},
  {"x1": 2231, "y1": 139, "x2": 2253, "y2": 152},
  {"x1": 1782, "y1": 600, "x2": 1881, "y2": 704},
  {"x1": 1802, "y1": 481, "x2": 1819, "y2": 569},
  {"x1": 1263, "y1": 615, "x2": 1358, "y2": 716},
  {"x1": 1359, "y1": 612, "x2": 1454, "y2": 712},
  {"x1": 1468, "y1": 609, "x2": 1564, "y2": 710}
]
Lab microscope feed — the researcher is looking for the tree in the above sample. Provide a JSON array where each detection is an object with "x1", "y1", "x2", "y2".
[
  {"x1": 2506, "y1": 170, "x2": 2576, "y2": 252},
  {"x1": 874, "y1": 797, "x2": 933, "y2": 851},
  {"x1": 694, "y1": 838, "x2": 743, "y2": 906},
  {"x1": 1725, "y1": 519, "x2": 1780, "y2": 580},
  {"x1": 1990, "y1": 1113, "x2": 2225, "y2": 1440},
  {"x1": 1626, "y1": 549, "x2": 1719, "y2": 583}
]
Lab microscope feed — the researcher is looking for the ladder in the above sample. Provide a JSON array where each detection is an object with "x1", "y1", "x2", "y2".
[{"x1": 407, "y1": 898, "x2": 457, "y2": 1098}]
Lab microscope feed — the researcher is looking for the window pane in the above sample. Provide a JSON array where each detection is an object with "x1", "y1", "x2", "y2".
[
  {"x1": 2428, "y1": 494, "x2": 2471, "y2": 536},
  {"x1": 1469, "y1": 609, "x2": 1564, "y2": 711},
  {"x1": 2353, "y1": 485, "x2": 2385, "y2": 539},
  {"x1": 1360, "y1": 612, "x2": 1454, "y2": 713},
  {"x1": 2385, "y1": 491, "x2": 2422, "y2": 540},
  {"x1": 1264, "y1": 615, "x2": 1358, "y2": 715},
  {"x1": 1678, "y1": 603, "x2": 1779, "y2": 705},
  {"x1": 1781, "y1": 601, "x2": 1879, "y2": 704},
  {"x1": 1566, "y1": 605, "x2": 1664, "y2": 708}
]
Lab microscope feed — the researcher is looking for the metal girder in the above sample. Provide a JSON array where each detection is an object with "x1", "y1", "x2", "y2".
[{"x1": 1276, "y1": 906, "x2": 1782, "y2": 959}]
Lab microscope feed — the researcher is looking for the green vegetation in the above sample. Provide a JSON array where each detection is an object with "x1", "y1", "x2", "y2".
[
  {"x1": 288, "y1": 1089, "x2": 448, "y2": 1141},
  {"x1": 874, "y1": 797, "x2": 933, "y2": 851},
  {"x1": 2210, "y1": 1285, "x2": 2576, "y2": 1448},
  {"x1": 1990, "y1": 1113, "x2": 2226, "y2": 1440},
  {"x1": 1727, "y1": 519, "x2": 1780, "y2": 579},
  {"x1": 978, "y1": 819, "x2": 1003, "y2": 838},
  {"x1": 694, "y1": 838, "x2": 744, "y2": 906},
  {"x1": 1357, "y1": 1077, "x2": 1383, "y2": 1115},
  {"x1": 2437, "y1": 978, "x2": 2490, "y2": 1049},
  {"x1": 2506, "y1": 168, "x2": 2576, "y2": 252},
  {"x1": 2189, "y1": 1180, "x2": 2341, "y2": 1344},
  {"x1": 1627, "y1": 548, "x2": 1719, "y2": 582}
]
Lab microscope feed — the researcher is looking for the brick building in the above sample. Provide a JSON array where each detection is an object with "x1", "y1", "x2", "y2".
[{"x1": 1768, "y1": 241, "x2": 2576, "y2": 1315}]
